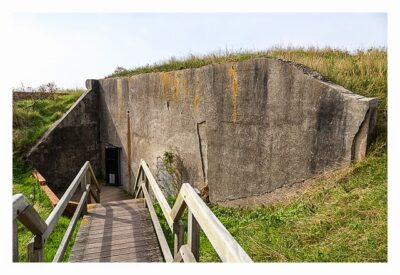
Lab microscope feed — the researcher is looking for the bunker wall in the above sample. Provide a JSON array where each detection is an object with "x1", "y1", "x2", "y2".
[
  {"x1": 27, "y1": 81, "x2": 101, "y2": 192},
  {"x1": 98, "y1": 58, "x2": 378, "y2": 203}
]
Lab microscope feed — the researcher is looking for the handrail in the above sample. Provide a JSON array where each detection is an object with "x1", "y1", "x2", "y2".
[
  {"x1": 13, "y1": 161, "x2": 100, "y2": 262},
  {"x1": 134, "y1": 159, "x2": 253, "y2": 263}
]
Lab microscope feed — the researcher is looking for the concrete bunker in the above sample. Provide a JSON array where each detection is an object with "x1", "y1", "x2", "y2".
[{"x1": 27, "y1": 58, "x2": 378, "y2": 205}]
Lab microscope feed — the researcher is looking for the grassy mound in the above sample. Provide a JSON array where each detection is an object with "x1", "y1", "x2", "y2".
[{"x1": 13, "y1": 92, "x2": 82, "y2": 262}]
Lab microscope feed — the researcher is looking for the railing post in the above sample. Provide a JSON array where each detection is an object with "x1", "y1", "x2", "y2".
[
  {"x1": 141, "y1": 170, "x2": 145, "y2": 198},
  {"x1": 173, "y1": 221, "x2": 184, "y2": 257},
  {"x1": 81, "y1": 173, "x2": 87, "y2": 215},
  {"x1": 13, "y1": 219, "x2": 18, "y2": 262},
  {"x1": 27, "y1": 235, "x2": 44, "y2": 262},
  {"x1": 86, "y1": 172, "x2": 92, "y2": 204},
  {"x1": 144, "y1": 178, "x2": 149, "y2": 208},
  {"x1": 188, "y1": 210, "x2": 200, "y2": 262}
]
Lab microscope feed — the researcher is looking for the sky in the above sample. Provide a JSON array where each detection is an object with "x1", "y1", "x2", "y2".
[{"x1": 10, "y1": 13, "x2": 387, "y2": 89}]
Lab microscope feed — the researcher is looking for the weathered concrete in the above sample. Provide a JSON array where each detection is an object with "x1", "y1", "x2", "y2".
[
  {"x1": 27, "y1": 80, "x2": 101, "y2": 192},
  {"x1": 98, "y1": 58, "x2": 378, "y2": 203}
]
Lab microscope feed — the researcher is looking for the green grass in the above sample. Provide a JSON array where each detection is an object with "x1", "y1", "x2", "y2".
[
  {"x1": 207, "y1": 152, "x2": 386, "y2": 262},
  {"x1": 13, "y1": 91, "x2": 82, "y2": 262},
  {"x1": 147, "y1": 47, "x2": 387, "y2": 262}
]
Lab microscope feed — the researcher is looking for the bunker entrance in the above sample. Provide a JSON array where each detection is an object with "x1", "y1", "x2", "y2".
[{"x1": 105, "y1": 145, "x2": 121, "y2": 186}]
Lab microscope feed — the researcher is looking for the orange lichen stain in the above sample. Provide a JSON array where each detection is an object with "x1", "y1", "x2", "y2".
[
  {"x1": 180, "y1": 76, "x2": 187, "y2": 97},
  {"x1": 228, "y1": 65, "x2": 238, "y2": 122},
  {"x1": 161, "y1": 72, "x2": 172, "y2": 99},
  {"x1": 194, "y1": 93, "x2": 200, "y2": 111},
  {"x1": 186, "y1": 79, "x2": 191, "y2": 96},
  {"x1": 174, "y1": 77, "x2": 179, "y2": 99}
]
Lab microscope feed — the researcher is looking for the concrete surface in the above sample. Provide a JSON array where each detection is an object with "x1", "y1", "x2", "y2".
[{"x1": 97, "y1": 58, "x2": 378, "y2": 203}]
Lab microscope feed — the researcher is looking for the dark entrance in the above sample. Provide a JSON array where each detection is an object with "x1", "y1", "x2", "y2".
[{"x1": 105, "y1": 145, "x2": 121, "y2": 186}]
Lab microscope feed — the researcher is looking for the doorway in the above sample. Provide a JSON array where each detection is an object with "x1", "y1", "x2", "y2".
[{"x1": 105, "y1": 145, "x2": 121, "y2": 186}]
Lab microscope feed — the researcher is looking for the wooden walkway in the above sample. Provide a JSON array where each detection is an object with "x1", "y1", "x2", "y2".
[
  {"x1": 71, "y1": 184, "x2": 132, "y2": 204},
  {"x1": 69, "y1": 199, "x2": 163, "y2": 262}
]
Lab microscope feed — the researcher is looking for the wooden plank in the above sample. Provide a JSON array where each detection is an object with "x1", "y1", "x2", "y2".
[
  {"x1": 177, "y1": 183, "x2": 252, "y2": 262},
  {"x1": 75, "y1": 226, "x2": 155, "y2": 240},
  {"x1": 77, "y1": 215, "x2": 151, "y2": 230},
  {"x1": 77, "y1": 220, "x2": 151, "y2": 232},
  {"x1": 86, "y1": 208, "x2": 147, "y2": 216},
  {"x1": 141, "y1": 183, "x2": 173, "y2": 262},
  {"x1": 13, "y1": 194, "x2": 28, "y2": 219},
  {"x1": 188, "y1": 210, "x2": 200, "y2": 262},
  {"x1": 78, "y1": 219, "x2": 151, "y2": 232},
  {"x1": 13, "y1": 219, "x2": 18, "y2": 262},
  {"x1": 83, "y1": 211, "x2": 148, "y2": 221},
  {"x1": 170, "y1": 193, "x2": 186, "y2": 222},
  {"x1": 180, "y1": 245, "x2": 196, "y2": 262},
  {"x1": 27, "y1": 235, "x2": 44, "y2": 262},
  {"x1": 173, "y1": 221, "x2": 184, "y2": 257},
  {"x1": 140, "y1": 159, "x2": 173, "y2": 229},
  {"x1": 70, "y1": 239, "x2": 159, "y2": 256},
  {"x1": 53, "y1": 190, "x2": 88, "y2": 262},
  {"x1": 88, "y1": 161, "x2": 101, "y2": 194},
  {"x1": 81, "y1": 215, "x2": 151, "y2": 229},
  {"x1": 43, "y1": 162, "x2": 88, "y2": 240},
  {"x1": 80, "y1": 223, "x2": 152, "y2": 235},
  {"x1": 87, "y1": 174, "x2": 92, "y2": 204},
  {"x1": 72, "y1": 236, "x2": 158, "y2": 251},
  {"x1": 72, "y1": 246, "x2": 161, "y2": 262},
  {"x1": 72, "y1": 251, "x2": 158, "y2": 262},
  {"x1": 95, "y1": 198, "x2": 144, "y2": 205},
  {"x1": 80, "y1": 176, "x2": 87, "y2": 215},
  {"x1": 90, "y1": 200, "x2": 144, "y2": 208},
  {"x1": 90, "y1": 199, "x2": 144, "y2": 208},
  {"x1": 132, "y1": 166, "x2": 142, "y2": 198},
  {"x1": 134, "y1": 181, "x2": 143, "y2": 199},
  {"x1": 73, "y1": 231, "x2": 157, "y2": 247},
  {"x1": 85, "y1": 207, "x2": 147, "y2": 215},
  {"x1": 18, "y1": 204, "x2": 47, "y2": 235}
]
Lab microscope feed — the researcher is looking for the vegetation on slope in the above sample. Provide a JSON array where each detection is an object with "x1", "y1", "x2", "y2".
[
  {"x1": 13, "y1": 91, "x2": 82, "y2": 262},
  {"x1": 146, "y1": 48, "x2": 387, "y2": 262}
]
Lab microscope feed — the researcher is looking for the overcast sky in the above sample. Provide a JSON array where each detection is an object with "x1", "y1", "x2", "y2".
[{"x1": 10, "y1": 13, "x2": 387, "y2": 89}]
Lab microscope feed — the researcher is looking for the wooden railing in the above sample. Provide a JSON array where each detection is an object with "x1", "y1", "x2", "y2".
[
  {"x1": 13, "y1": 161, "x2": 100, "y2": 262},
  {"x1": 133, "y1": 159, "x2": 253, "y2": 263}
]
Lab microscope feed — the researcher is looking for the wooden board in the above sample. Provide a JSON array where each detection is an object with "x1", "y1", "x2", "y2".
[
  {"x1": 71, "y1": 184, "x2": 133, "y2": 204},
  {"x1": 69, "y1": 199, "x2": 163, "y2": 262}
]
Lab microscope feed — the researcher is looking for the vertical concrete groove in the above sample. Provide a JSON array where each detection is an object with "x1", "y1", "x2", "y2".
[{"x1": 196, "y1": 121, "x2": 207, "y2": 185}]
